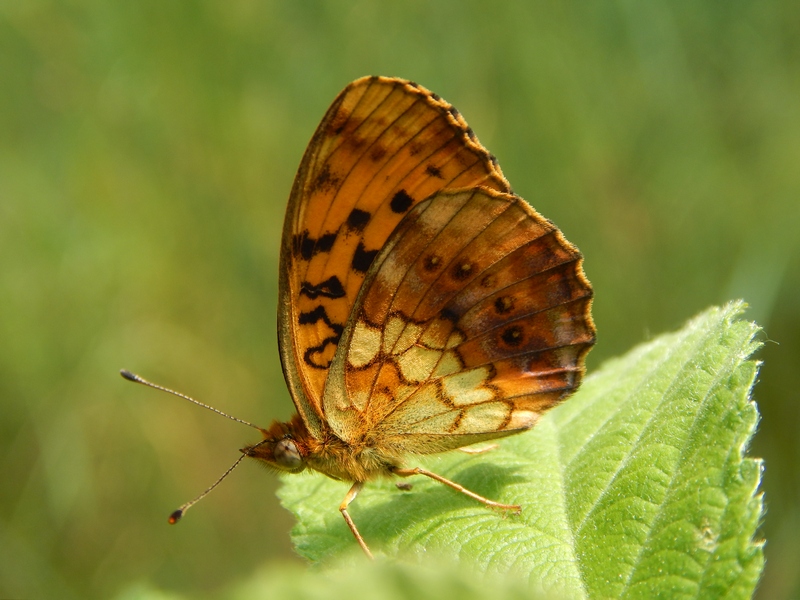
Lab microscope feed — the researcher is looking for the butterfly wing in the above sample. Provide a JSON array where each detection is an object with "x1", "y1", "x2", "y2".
[
  {"x1": 323, "y1": 188, "x2": 595, "y2": 452},
  {"x1": 280, "y1": 77, "x2": 510, "y2": 436}
]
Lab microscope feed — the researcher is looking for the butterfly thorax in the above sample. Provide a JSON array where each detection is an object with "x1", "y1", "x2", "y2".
[{"x1": 242, "y1": 413, "x2": 403, "y2": 482}]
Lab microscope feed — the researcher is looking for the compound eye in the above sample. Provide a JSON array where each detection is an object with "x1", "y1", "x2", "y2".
[{"x1": 273, "y1": 438, "x2": 303, "y2": 469}]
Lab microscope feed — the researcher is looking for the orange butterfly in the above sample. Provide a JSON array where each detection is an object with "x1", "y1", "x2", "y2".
[{"x1": 124, "y1": 76, "x2": 595, "y2": 559}]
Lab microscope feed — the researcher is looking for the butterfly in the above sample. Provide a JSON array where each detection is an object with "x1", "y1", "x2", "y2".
[
  {"x1": 245, "y1": 76, "x2": 595, "y2": 557},
  {"x1": 124, "y1": 76, "x2": 595, "y2": 559}
]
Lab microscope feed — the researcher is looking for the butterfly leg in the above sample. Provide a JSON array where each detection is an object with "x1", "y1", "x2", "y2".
[
  {"x1": 391, "y1": 466, "x2": 521, "y2": 513},
  {"x1": 339, "y1": 481, "x2": 374, "y2": 560}
]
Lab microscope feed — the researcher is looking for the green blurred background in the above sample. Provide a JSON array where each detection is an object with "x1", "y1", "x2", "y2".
[{"x1": 1, "y1": 1, "x2": 798, "y2": 598}]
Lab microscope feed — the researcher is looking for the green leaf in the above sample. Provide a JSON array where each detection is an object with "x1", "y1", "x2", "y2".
[{"x1": 278, "y1": 302, "x2": 764, "y2": 599}]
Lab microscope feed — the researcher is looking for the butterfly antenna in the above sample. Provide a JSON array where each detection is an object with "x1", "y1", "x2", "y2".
[
  {"x1": 119, "y1": 369, "x2": 263, "y2": 431},
  {"x1": 168, "y1": 440, "x2": 267, "y2": 523}
]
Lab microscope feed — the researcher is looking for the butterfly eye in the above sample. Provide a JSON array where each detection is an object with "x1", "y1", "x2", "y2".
[{"x1": 274, "y1": 438, "x2": 304, "y2": 470}]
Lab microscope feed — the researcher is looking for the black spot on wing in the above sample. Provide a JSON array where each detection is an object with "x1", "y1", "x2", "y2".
[
  {"x1": 293, "y1": 230, "x2": 338, "y2": 260},
  {"x1": 352, "y1": 242, "x2": 379, "y2": 273},
  {"x1": 440, "y1": 307, "x2": 459, "y2": 323},
  {"x1": 298, "y1": 305, "x2": 344, "y2": 335},
  {"x1": 303, "y1": 336, "x2": 341, "y2": 369},
  {"x1": 346, "y1": 209, "x2": 371, "y2": 232},
  {"x1": 297, "y1": 305, "x2": 344, "y2": 369},
  {"x1": 501, "y1": 326, "x2": 524, "y2": 347},
  {"x1": 390, "y1": 190, "x2": 414, "y2": 214},
  {"x1": 317, "y1": 231, "x2": 336, "y2": 252},
  {"x1": 300, "y1": 276, "x2": 345, "y2": 299},
  {"x1": 494, "y1": 296, "x2": 515, "y2": 314},
  {"x1": 452, "y1": 261, "x2": 474, "y2": 280},
  {"x1": 424, "y1": 254, "x2": 442, "y2": 271},
  {"x1": 425, "y1": 164, "x2": 443, "y2": 178},
  {"x1": 328, "y1": 105, "x2": 350, "y2": 136},
  {"x1": 310, "y1": 163, "x2": 341, "y2": 193},
  {"x1": 293, "y1": 231, "x2": 312, "y2": 260},
  {"x1": 370, "y1": 145, "x2": 387, "y2": 161}
]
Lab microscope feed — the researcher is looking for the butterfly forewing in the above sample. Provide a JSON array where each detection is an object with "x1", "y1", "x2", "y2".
[
  {"x1": 323, "y1": 188, "x2": 594, "y2": 452},
  {"x1": 280, "y1": 76, "x2": 512, "y2": 431}
]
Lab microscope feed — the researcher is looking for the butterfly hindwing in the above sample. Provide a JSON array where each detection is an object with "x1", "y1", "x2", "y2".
[
  {"x1": 323, "y1": 188, "x2": 595, "y2": 451},
  {"x1": 280, "y1": 77, "x2": 511, "y2": 435}
]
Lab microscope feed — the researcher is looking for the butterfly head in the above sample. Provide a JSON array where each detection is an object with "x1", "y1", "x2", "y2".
[{"x1": 241, "y1": 417, "x2": 308, "y2": 474}]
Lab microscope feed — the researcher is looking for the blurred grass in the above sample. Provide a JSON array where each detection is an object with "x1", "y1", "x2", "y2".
[{"x1": 0, "y1": 1, "x2": 797, "y2": 598}]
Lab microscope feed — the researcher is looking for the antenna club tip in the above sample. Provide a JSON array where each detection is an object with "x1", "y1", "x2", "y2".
[
  {"x1": 168, "y1": 509, "x2": 183, "y2": 524},
  {"x1": 120, "y1": 369, "x2": 138, "y2": 382}
]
